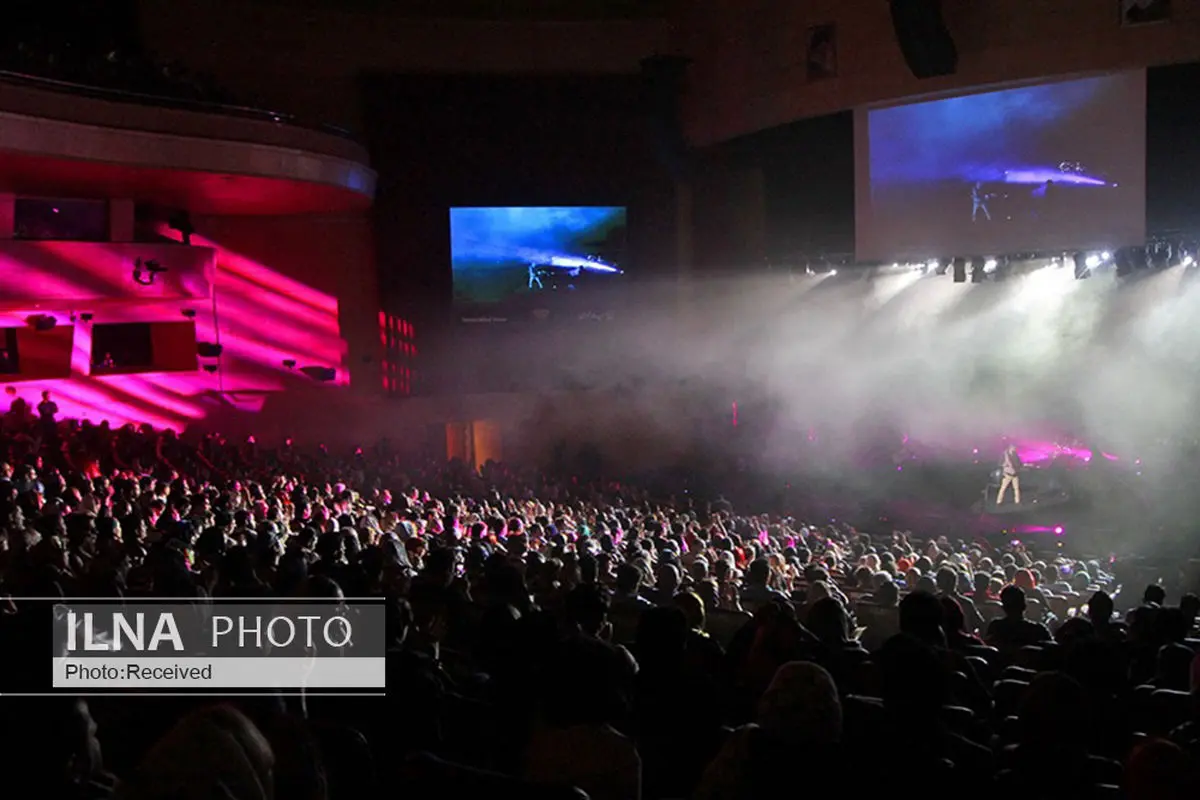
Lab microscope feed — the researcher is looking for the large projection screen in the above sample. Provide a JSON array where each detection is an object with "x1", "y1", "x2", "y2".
[
  {"x1": 450, "y1": 206, "x2": 627, "y2": 314},
  {"x1": 854, "y1": 71, "x2": 1146, "y2": 262}
]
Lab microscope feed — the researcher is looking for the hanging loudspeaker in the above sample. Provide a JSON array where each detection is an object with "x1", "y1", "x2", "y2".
[{"x1": 889, "y1": 0, "x2": 958, "y2": 79}]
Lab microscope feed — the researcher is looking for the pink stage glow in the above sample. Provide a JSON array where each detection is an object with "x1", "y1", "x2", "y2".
[
  {"x1": 1010, "y1": 525, "x2": 1066, "y2": 536},
  {"x1": 897, "y1": 433, "x2": 1115, "y2": 469},
  {"x1": 1014, "y1": 441, "x2": 1093, "y2": 465},
  {"x1": 0, "y1": 232, "x2": 351, "y2": 432}
]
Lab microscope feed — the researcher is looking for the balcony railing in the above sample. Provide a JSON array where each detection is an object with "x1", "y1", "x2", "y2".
[{"x1": 0, "y1": 68, "x2": 358, "y2": 143}]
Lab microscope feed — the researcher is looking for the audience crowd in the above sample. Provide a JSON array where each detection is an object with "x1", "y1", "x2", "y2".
[{"x1": 1, "y1": 396, "x2": 1199, "y2": 799}]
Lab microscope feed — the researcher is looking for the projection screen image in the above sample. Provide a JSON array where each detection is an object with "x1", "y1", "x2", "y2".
[
  {"x1": 854, "y1": 72, "x2": 1146, "y2": 261},
  {"x1": 451, "y1": 207, "x2": 627, "y2": 310}
]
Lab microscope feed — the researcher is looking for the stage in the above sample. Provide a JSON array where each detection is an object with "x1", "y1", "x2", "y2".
[
  {"x1": 975, "y1": 462, "x2": 1075, "y2": 515},
  {"x1": 769, "y1": 441, "x2": 1155, "y2": 557}
]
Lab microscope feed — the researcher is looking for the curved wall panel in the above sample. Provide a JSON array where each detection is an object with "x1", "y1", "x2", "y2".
[
  {"x1": 0, "y1": 78, "x2": 368, "y2": 164},
  {"x1": 0, "y1": 107, "x2": 374, "y2": 207}
]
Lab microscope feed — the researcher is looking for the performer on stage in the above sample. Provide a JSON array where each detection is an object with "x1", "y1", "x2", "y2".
[
  {"x1": 971, "y1": 182, "x2": 992, "y2": 222},
  {"x1": 997, "y1": 444, "x2": 1022, "y2": 505},
  {"x1": 528, "y1": 263, "x2": 544, "y2": 290}
]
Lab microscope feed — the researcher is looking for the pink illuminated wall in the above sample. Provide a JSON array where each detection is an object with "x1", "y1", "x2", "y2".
[
  {"x1": 0, "y1": 213, "x2": 382, "y2": 434},
  {"x1": 0, "y1": 241, "x2": 213, "y2": 307}
]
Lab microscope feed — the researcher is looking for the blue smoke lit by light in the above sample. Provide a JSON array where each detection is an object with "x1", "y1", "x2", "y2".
[
  {"x1": 450, "y1": 207, "x2": 626, "y2": 270},
  {"x1": 868, "y1": 75, "x2": 1114, "y2": 186},
  {"x1": 1002, "y1": 169, "x2": 1106, "y2": 186}
]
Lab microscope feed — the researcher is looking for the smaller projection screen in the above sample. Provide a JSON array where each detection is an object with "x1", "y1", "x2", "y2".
[
  {"x1": 854, "y1": 71, "x2": 1146, "y2": 261},
  {"x1": 450, "y1": 206, "x2": 627, "y2": 320}
]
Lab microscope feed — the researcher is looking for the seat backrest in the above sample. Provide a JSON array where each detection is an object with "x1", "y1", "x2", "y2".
[
  {"x1": 992, "y1": 678, "x2": 1030, "y2": 719},
  {"x1": 940, "y1": 704, "x2": 974, "y2": 734},
  {"x1": 1148, "y1": 688, "x2": 1192, "y2": 735},
  {"x1": 400, "y1": 753, "x2": 590, "y2": 800},
  {"x1": 311, "y1": 721, "x2": 377, "y2": 800},
  {"x1": 1000, "y1": 665, "x2": 1036, "y2": 681}
]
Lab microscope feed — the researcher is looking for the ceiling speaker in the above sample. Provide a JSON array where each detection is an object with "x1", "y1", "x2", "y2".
[{"x1": 889, "y1": 0, "x2": 958, "y2": 79}]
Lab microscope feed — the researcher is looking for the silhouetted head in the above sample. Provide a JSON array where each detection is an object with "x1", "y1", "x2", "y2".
[{"x1": 1000, "y1": 584, "x2": 1026, "y2": 616}]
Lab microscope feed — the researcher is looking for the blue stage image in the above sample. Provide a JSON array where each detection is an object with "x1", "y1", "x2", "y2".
[
  {"x1": 451, "y1": 206, "x2": 627, "y2": 307},
  {"x1": 858, "y1": 72, "x2": 1145, "y2": 259}
]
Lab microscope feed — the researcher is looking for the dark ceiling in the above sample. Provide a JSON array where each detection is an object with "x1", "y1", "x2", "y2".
[{"x1": 253, "y1": 0, "x2": 676, "y2": 19}]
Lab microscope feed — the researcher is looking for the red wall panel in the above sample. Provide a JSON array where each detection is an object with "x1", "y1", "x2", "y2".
[
  {"x1": 149, "y1": 321, "x2": 200, "y2": 373},
  {"x1": 12, "y1": 325, "x2": 73, "y2": 380}
]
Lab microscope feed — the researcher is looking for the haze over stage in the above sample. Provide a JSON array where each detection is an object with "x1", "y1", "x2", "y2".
[
  {"x1": 1002, "y1": 169, "x2": 1109, "y2": 187},
  {"x1": 854, "y1": 71, "x2": 1147, "y2": 261},
  {"x1": 542, "y1": 254, "x2": 621, "y2": 273}
]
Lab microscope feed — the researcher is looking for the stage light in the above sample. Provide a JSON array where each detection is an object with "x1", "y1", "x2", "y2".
[
  {"x1": 1054, "y1": 526, "x2": 1063, "y2": 535},
  {"x1": 1084, "y1": 254, "x2": 1101, "y2": 269},
  {"x1": 983, "y1": 258, "x2": 998, "y2": 273},
  {"x1": 1073, "y1": 252, "x2": 1090, "y2": 280},
  {"x1": 829, "y1": 269, "x2": 837, "y2": 276},
  {"x1": 1101, "y1": 251, "x2": 1111, "y2": 261},
  {"x1": 1184, "y1": 255, "x2": 1195, "y2": 268}
]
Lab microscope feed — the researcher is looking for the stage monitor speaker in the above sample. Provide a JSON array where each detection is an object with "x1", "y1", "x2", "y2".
[{"x1": 889, "y1": 0, "x2": 958, "y2": 79}]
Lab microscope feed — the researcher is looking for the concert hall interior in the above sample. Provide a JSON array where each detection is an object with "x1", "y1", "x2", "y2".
[
  {"x1": 1, "y1": 2, "x2": 1199, "y2": 556},
  {"x1": 8, "y1": 2, "x2": 1200, "y2": 797}
]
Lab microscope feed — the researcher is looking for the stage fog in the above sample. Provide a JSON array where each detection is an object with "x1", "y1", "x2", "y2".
[
  {"x1": 712, "y1": 264, "x2": 1200, "y2": 485},
  {"x1": 442, "y1": 262, "x2": 1200, "y2": 531},
  {"x1": 718, "y1": 264, "x2": 1196, "y2": 463}
]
